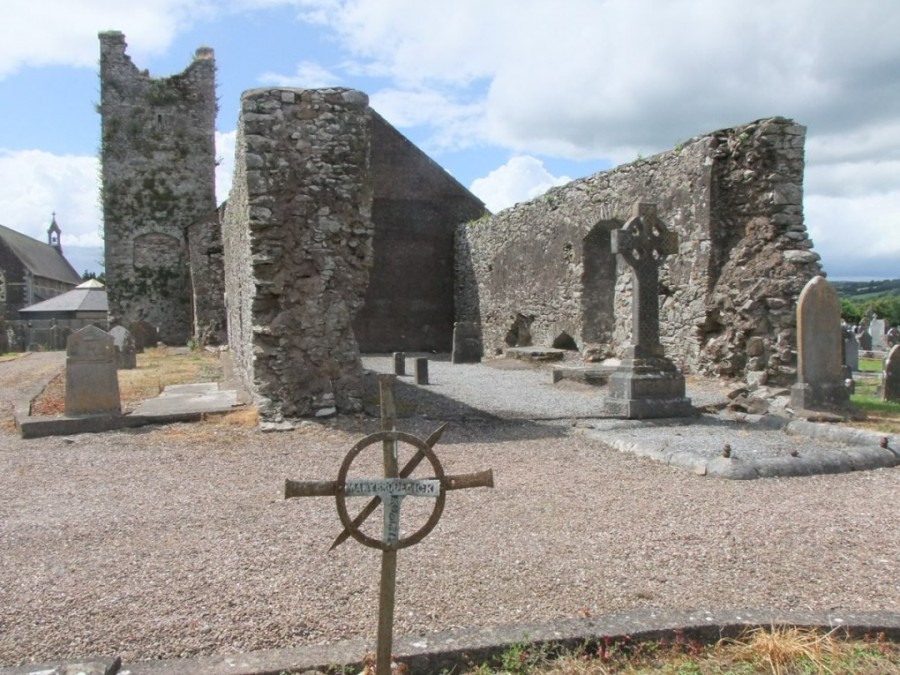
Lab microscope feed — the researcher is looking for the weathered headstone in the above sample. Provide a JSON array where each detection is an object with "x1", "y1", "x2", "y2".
[
  {"x1": 887, "y1": 326, "x2": 900, "y2": 348},
  {"x1": 790, "y1": 276, "x2": 850, "y2": 412},
  {"x1": 843, "y1": 326, "x2": 859, "y2": 371},
  {"x1": 603, "y1": 202, "x2": 692, "y2": 418},
  {"x1": 414, "y1": 357, "x2": 429, "y2": 385},
  {"x1": 128, "y1": 321, "x2": 157, "y2": 353},
  {"x1": 392, "y1": 352, "x2": 406, "y2": 376},
  {"x1": 870, "y1": 318, "x2": 887, "y2": 351},
  {"x1": 284, "y1": 375, "x2": 493, "y2": 675},
  {"x1": 451, "y1": 321, "x2": 482, "y2": 364},
  {"x1": 884, "y1": 345, "x2": 900, "y2": 402},
  {"x1": 109, "y1": 325, "x2": 137, "y2": 369},
  {"x1": 65, "y1": 325, "x2": 121, "y2": 416},
  {"x1": 857, "y1": 325, "x2": 873, "y2": 351}
]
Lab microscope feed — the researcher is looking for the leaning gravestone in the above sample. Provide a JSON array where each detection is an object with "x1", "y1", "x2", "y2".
[
  {"x1": 790, "y1": 276, "x2": 850, "y2": 412},
  {"x1": 603, "y1": 202, "x2": 691, "y2": 418},
  {"x1": 65, "y1": 325, "x2": 121, "y2": 416},
  {"x1": 884, "y1": 345, "x2": 900, "y2": 402},
  {"x1": 451, "y1": 321, "x2": 482, "y2": 364},
  {"x1": 109, "y1": 325, "x2": 137, "y2": 369}
]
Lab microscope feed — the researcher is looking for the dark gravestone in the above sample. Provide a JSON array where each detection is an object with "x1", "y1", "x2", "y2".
[
  {"x1": 451, "y1": 321, "x2": 482, "y2": 363},
  {"x1": 414, "y1": 357, "x2": 429, "y2": 385},
  {"x1": 110, "y1": 325, "x2": 137, "y2": 369},
  {"x1": 65, "y1": 325, "x2": 121, "y2": 416},
  {"x1": 128, "y1": 321, "x2": 157, "y2": 353},
  {"x1": 884, "y1": 345, "x2": 900, "y2": 402},
  {"x1": 790, "y1": 276, "x2": 850, "y2": 412},
  {"x1": 392, "y1": 352, "x2": 406, "y2": 376},
  {"x1": 843, "y1": 327, "x2": 859, "y2": 371},
  {"x1": 603, "y1": 202, "x2": 691, "y2": 418}
]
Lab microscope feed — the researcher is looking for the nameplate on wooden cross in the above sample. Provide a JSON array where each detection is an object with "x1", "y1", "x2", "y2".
[{"x1": 345, "y1": 478, "x2": 440, "y2": 498}]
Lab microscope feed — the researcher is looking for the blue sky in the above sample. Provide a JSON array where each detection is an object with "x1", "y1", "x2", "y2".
[{"x1": 1, "y1": 0, "x2": 898, "y2": 280}]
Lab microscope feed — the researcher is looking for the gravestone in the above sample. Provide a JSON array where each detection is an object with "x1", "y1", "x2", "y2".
[
  {"x1": 414, "y1": 357, "x2": 429, "y2": 385},
  {"x1": 843, "y1": 327, "x2": 859, "y2": 371},
  {"x1": 887, "y1": 326, "x2": 900, "y2": 348},
  {"x1": 392, "y1": 352, "x2": 406, "y2": 376},
  {"x1": 857, "y1": 325, "x2": 873, "y2": 351},
  {"x1": 603, "y1": 202, "x2": 692, "y2": 418},
  {"x1": 128, "y1": 321, "x2": 157, "y2": 353},
  {"x1": 65, "y1": 325, "x2": 121, "y2": 416},
  {"x1": 451, "y1": 321, "x2": 482, "y2": 364},
  {"x1": 109, "y1": 325, "x2": 137, "y2": 369},
  {"x1": 884, "y1": 345, "x2": 900, "y2": 402},
  {"x1": 870, "y1": 318, "x2": 887, "y2": 351},
  {"x1": 790, "y1": 276, "x2": 850, "y2": 412}
]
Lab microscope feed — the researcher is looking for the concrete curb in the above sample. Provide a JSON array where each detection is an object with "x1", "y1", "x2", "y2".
[
  {"x1": 583, "y1": 414, "x2": 899, "y2": 480},
  {"x1": 3, "y1": 609, "x2": 899, "y2": 675}
]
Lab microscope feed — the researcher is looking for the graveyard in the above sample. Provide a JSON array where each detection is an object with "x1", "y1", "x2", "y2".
[{"x1": 2, "y1": 29, "x2": 900, "y2": 675}]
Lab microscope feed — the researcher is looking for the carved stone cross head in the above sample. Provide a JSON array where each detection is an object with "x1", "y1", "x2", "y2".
[{"x1": 611, "y1": 202, "x2": 678, "y2": 269}]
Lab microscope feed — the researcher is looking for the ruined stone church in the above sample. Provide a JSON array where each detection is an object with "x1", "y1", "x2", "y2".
[{"x1": 98, "y1": 33, "x2": 821, "y2": 422}]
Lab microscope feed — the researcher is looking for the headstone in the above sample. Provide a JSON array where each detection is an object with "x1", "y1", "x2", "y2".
[
  {"x1": 858, "y1": 326, "x2": 873, "y2": 351},
  {"x1": 603, "y1": 202, "x2": 692, "y2": 418},
  {"x1": 884, "y1": 345, "x2": 900, "y2": 402},
  {"x1": 870, "y1": 318, "x2": 887, "y2": 351},
  {"x1": 65, "y1": 325, "x2": 121, "y2": 416},
  {"x1": 284, "y1": 376, "x2": 493, "y2": 675},
  {"x1": 414, "y1": 357, "x2": 429, "y2": 385},
  {"x1": 887, "y1": 326, "x2": 900, "y2": 348},
  {"x1": 843, "y1": 327, "x2": 859, "y2": 371},
  {"x1": 790, "y1": 276, "x2": 850, "y2": 412},
  {"x1": 128, "y1": 321, "x2": 157, "y2": 353},
  {"x1": 392, "y1": 352, "x2": 405, "y2": 376},
  {"x1": 109, "y1": 325, "x2": 137, "y2": 369},
  {"x1": 451, "y1": 321, "x2": 482, "y2": 364}
]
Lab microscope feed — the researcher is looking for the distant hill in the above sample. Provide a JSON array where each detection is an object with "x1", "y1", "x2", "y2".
[{"x1": 832, "y1": 279, "x2": 900, "y2": 300}]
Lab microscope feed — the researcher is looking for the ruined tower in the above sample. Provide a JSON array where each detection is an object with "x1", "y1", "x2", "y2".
[{"x1": 98, "y1": 31, "x2": 217, "y2": 344}]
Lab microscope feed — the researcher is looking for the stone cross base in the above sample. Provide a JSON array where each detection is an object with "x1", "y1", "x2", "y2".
[
  {"x1": 603, "y1": 358, "x2": 693, "y2": 419},
  {"x1": 790, "y1": 382, "x2": 850, "y2": 413}
]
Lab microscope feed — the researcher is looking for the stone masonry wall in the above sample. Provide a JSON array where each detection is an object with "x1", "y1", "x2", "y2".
[
  {"x1": 223, "y1": 88, "x2": 374, "y2": 422},
  {"x1": 99, "y1": 31, "x2": 218, "y2": 345},
  {"x1": 456, "y1": 117, "x2": 820, "y2": 385}
]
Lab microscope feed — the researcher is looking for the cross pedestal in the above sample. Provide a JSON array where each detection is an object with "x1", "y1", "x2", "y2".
[
  {"x1": 284, "y1": 375, "x2": 493, "y2": 675},
  {"x1": 603, "y1": 202, "x2": 692, "y2": 419}
]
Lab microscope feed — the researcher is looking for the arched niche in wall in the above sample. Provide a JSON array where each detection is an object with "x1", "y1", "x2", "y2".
[{"x1": 581, "y1": 219, "x2": 620, "y2": 346}]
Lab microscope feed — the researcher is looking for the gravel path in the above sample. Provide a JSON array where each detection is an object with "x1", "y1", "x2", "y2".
[{"x1": 1, "y1": 354, "x2": 899, "y2": 668}]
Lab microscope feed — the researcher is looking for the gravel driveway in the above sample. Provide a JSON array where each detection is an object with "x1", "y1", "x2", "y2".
[{"x1": 1, "y1": 353, "x2": 898, "y2": 668}]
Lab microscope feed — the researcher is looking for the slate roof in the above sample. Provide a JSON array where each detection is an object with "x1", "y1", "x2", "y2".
[
  {"x1": 19, "y1": 280, "x2": 109, "y2": 314},
  {"x1": 0, "y1": 223, "x2": 82, "y2": 285}
]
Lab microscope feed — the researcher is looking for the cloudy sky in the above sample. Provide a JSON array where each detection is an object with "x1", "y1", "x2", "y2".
[{"x1": 0, "y1": 0, "x2": 898, "y2": 279}]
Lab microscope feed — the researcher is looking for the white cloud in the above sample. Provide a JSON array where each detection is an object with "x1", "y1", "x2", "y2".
[
  {"x1": 0, "y1": 149, "x2": 101, "y2": 247},
  {"x1": 470, "y1": 156, "x2": 570, "y2": 214},
  {"x1": 258, "y1": 60, "x2": 343, "y2": 88},
  {"x1": 0, "y1": 0, "x2": 217, "y2": 78}
]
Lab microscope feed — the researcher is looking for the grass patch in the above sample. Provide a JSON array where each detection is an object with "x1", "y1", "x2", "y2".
[
  {"x1": 858, "y1": 357, "x2": 883, "y2": 373},
  {"x1": 29, "y1": 346, "x2": 224, "y2": 416},
  {"x1": 448, "y1": 627, "x2": 900, "y2": 674}
]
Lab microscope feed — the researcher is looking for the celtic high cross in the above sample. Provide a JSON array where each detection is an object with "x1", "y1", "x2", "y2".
[{"x1": 610, "y1": 202, "x2": 679, "y2": 360}]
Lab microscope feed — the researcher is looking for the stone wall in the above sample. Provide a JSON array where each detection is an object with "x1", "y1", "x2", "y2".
[
  {"x1": 456, "y1": 117, "x2": 821, "y2": 385},
  {"x1": 99, "y1": 31, "x2": 218, "y2": 345},
  {"x1": 351, "y1": 113, "x2": 487, "y2": 352},
  {"x1": 186, "y1": 206, "x2": 227, "y2": 345},
  {"x1": 223, "y1": 88, "x2": 374, "y2": 422}
]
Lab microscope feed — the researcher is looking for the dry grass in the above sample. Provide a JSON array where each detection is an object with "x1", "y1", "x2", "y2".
[
  {"x1": 457, "y1": 626, "x2": 900, "y2": 674},
  {"x1": 29, "y1": 346, "x2": 226, "y2": 416}
]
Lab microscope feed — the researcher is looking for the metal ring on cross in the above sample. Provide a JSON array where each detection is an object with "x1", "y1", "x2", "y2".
[{"x1": 335, "y1": 430, "x2": 447, "y2": 551}]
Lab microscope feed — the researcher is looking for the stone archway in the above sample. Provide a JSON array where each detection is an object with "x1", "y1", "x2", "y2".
[{"x1": 581, "y1": 220, "x2": 619, "y2": 349}]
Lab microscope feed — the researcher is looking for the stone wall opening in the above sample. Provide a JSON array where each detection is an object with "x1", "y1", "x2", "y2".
[
  {"x1": 552, "y1": 331, "x2": 578, "y2": 350},
  {"x1": 581, "y1": 220, "x2": 618, "y2": 347},
  {"x1": 505, "y1": 313, "x2": 534, "y2": 347}
]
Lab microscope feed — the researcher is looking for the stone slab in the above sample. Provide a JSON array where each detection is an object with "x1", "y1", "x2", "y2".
[{"x1": 505, "y1": 346, "x2": 566, "y2": 361}]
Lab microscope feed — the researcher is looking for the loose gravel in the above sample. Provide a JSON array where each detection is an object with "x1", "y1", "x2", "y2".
[{"x1": 1, "y1": 353, "x2": 899, "y2": 668}]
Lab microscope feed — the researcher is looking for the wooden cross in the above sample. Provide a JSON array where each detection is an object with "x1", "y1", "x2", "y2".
[
  {"x1": 284, "y1": 374, "x2": 493, "y2": 675},
  {"x1": 610, "y1": 202, "x2": 678, "y2": 360}
]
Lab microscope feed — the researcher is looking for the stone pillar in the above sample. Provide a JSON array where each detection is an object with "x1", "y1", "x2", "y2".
[
  {"x1": 222, "y1": 87, "x2": 374, "y2": 421},
  {"x1": 414, "y1": 357, "x2": 429, "y2": 385},
  {"x1": 393, "y1": 352, "x2": 406, "y2": 376}
]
